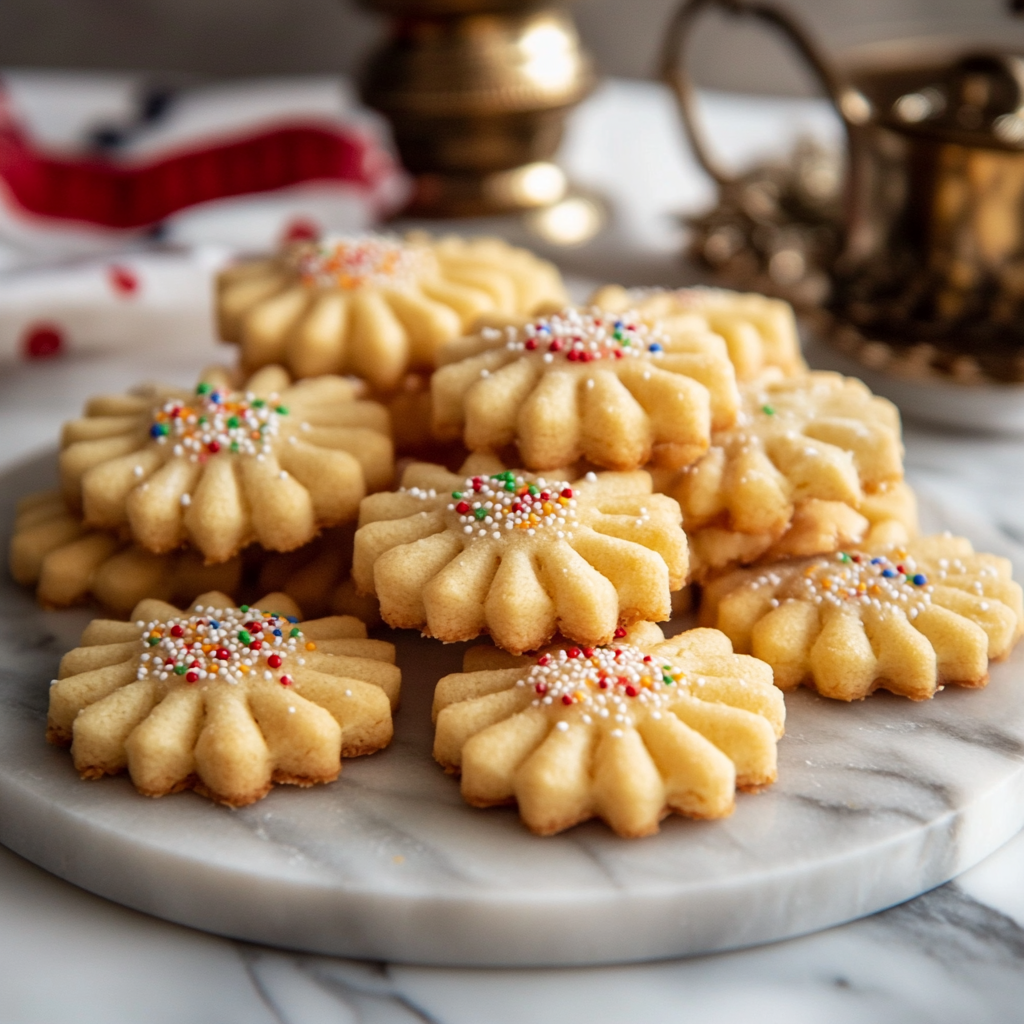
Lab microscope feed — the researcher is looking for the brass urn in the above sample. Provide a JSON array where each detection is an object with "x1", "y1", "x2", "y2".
[{"x1": 358, "y1": 0, "x2": 596, "y2": 216}]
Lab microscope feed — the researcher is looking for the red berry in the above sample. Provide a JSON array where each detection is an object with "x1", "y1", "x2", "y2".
[
  {"x1": 268, "y1": 654, "x2": 282, "y2": 668},
  {"x1": 561, "y1": 694, "x2": 573, "y2": 705}
]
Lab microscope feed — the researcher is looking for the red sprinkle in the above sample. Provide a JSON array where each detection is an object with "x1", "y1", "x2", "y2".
[
  {"x1": 281, "y1": 217, "x2": 320, "y2": 244},
  {"x1": 216, "y1": 648, "x2": 230, "y2": 660},
  {"x1": 524, "y1": 338, "x2": 537, "y2": 350},
  {"x1": 561, "y1": 694, "x2": 573, "y2": 705},
  {"x1": 22, "y1": 323, "x2": 64, "y2": 360},
  {"x1": 537, "y1": 654, "x2": 551, "y2": 666},
  {"x1": 456, "y1": 501, "x2": 471, "y2": 514},
  {"x1": 249, "y1": 640, "x2": 262, "y2": 650},
  {"x1": 582, "y1": 647, "x2": 594, "y2": 658},
  {"x1": 267, "y1": 654, "x2": 282, "y2": 668},
  {"x1": 625, "y1": 685, "x2": 638, "y2": 697},
  {"x1": 279, "y1": 675, "x2": 293, "y2": 687},
  {"x1": 535, "y1": 683, "x2": 548, "y2": 694},
  {"x1": 561, "y1": 488, "x2": 573, "y2": 499},
  {"x1": 567, "y1": 647, "x2": 581, "y2": 659},
  {"x1": 208, "y1": 441, "x2": 221, "y2": 454},
  {"x1": 186, "y1": 671, "x2": 199, "y2": 683},
  {"x1": 598, "y1": 680, "x2": 608, "y2": 689},
  {"x1": 614, "y1": 627, "x2": 627, "y2": 639},
  {"x1": 170, "y1": 624, "x2": 184, "y2": 637}
]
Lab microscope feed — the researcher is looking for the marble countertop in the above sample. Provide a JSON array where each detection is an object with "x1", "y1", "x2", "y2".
[{"x1": 2, "y1": 77, "x2": 1024, "y2": 1023}]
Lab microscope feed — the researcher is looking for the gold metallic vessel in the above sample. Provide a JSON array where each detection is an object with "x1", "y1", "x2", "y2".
[{"x1": 359, "y1": 0, "x2": 596, "y2": 216}]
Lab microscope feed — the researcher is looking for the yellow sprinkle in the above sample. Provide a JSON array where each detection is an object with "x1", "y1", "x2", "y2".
[
  {"x1": 239, "y1": 665, "x2": 249, "y2": 673},
  {"x1": 558, "y1": 496, "x2": 569, "y2": 507},
  {"x1": 542, "y1": 502, "x2": 554, "y2": 515}
]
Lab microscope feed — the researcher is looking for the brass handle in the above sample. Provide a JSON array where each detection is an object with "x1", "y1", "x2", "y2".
[{"x1": 659, "y1": 0, "x2": 859, "y2": 187}]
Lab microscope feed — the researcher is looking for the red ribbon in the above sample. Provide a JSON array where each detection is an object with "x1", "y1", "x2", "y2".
[{"x1": 0, "y1": 97, "x2": 396, "y2": 230}]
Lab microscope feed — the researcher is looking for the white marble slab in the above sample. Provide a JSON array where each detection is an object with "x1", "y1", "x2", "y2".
[{"x1": 3, "y1": 453, "x2": 1024, "y2": 968}]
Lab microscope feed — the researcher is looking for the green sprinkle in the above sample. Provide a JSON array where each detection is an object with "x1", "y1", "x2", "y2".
[
  {"x1": 196, "y1": 382, "x2": 212, "y2": 395},
  {"x1": 252, "y1": 399, "x2": 265, "y2": 408},
  {"x1": 528, "y1": 485, "x2": 539, "y2": 496},
  {"x1": 504, "y1": 481, "x2": 516, "y2": 491},
  {"x1": 230, "y1": 441, "x2": 239, "y2": 452},
  {"x1": 227, "y1": 415, "x2": 240, "y2": 429},
  {"x1": 147, "y1": 636, "x2": 160, "y2": 646},
  {"x1": 290, "y1": 627, "x2": 301, "y2": 638},
  {"x1": 473, "y1": 508, "x2": 487, "y2": 520},
  {"x1": 174, "y1": 664, "x2": 187, "y2": 676},
  {"x1": 276, "y1": 405, "x2": 289, "y2": 415},
  {"x1": 452, "y1": 491, "x2": 463, "y2": 500},
  {"x1": 198, "y1": 416, "x2": 207, "y2": 426},
  {"x1": 838, "y1": 552, "x2": 850, "y2": 563},
  {"x1": 238, "y1": 630, "x2": 252, "y2": 644},
  {"x1": 240, "y1": 605, "x2": 249, "y2": 612},
  {"x1": 761, "y1": 404, "x2": 775, "y2": 415}
]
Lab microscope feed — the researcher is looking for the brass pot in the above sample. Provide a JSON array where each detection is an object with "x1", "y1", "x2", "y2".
[{"x1": 360, "y1": 1, "x2": 596, "y2": 215}]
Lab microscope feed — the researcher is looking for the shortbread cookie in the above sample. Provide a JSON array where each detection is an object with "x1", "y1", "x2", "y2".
[
  {"x1": 700, "y1": 536, "x2": 1024, "y2": 701},
  {"x1": 591, "y1": 284, "x2": 806, "y2": 379},
  {"x1": 432, "y1": 624, "x2": 784, "y2": 836},
  {"x1": 654, "y1": 371, "x2": 914, "y2": 580},
  {"x1": 10, "y1": 491, "x2": 244, "y2": 614},
  {"x1": 257, "y1": 524, "x2": 381, "y2": 625},
  {"x1": 216, "y1": 233, "x2": 567, "y2": 390},
  {"x1": 431, "y1": 305, "x2": 740, "y2": 471},
  {"x1": 353, "y1": 456, "x2": 689, "y2": 653},
  {"x1": 59, "y1": 365, "x2": 393, "y2": 564},
  {"x1": 47, "y1": 591, "x2": 400, "y2": 806}
]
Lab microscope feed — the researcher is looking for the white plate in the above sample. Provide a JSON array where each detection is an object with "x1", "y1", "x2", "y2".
[{"x1": 2, "y1": 453, "x2": 1024, "y2": 967}]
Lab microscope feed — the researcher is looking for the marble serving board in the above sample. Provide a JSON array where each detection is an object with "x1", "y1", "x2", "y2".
[{"x1": 2, "y1": 455, "x2": 1024, "y2": 969}]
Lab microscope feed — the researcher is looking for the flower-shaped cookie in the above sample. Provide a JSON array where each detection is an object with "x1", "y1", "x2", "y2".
[
  {"x1": 353, "y1": 457, "x2": 689, "y2": 654},
  {"x1": 654, "y1": 371, "x2": 914, "y2": 580},
  {"x1": 10, "y1": 491, "x2": 243, "y2": 614},
  {"x1": 700, "y1": 536, "x2": 1024, "y2": 701},
  {"x1": 216, "y1": 233, "x2": 567, "y2": 390},
  {"x1": 590, "y1": 284, "x2": 806, "y2": 380},
  {"x1": 431, "y1": 305, "x2": 740, "y2": 471},
  {"x1": 48, "y1": 591, "x2": 401, "y2": 806},
  {"x1": 59, "y1": 364, "x2": 394, "y2": 564},
  {"x1": 432, "y1": 623, "x2": 784, "y2": 836}
]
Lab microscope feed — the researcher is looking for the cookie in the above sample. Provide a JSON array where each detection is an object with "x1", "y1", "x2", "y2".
[
  {"x1": 432, "y1": 623, "x2": 784, "y2": 836},
  {"x1": 431, "y1": 305, "x2": 740, "y2": 471},
  {"x1": 59, "y1": 364, "x2": 393, "y2": 564},
  {"x1": 654, "y1": 371, "x2": 914, "y2": 579},
  {"x1": 257, "y1": 524, "x2": 381, "y2": 626},
  {"x1": 700, "y1": 535, "x2": 1024, "y2": 700},
  {"x1": 591, "y1": 284, "x2": 806, "y2": 379},
  {"x1": 216, "y1": 233, "x2": 567, "y2": 391},
  {"x1": 10, "y1": 491, "x2": 243, "y2": 614},
  {"x1": 47, "y1": 590, "x2": 400, "y2": 806},
  {"x1": 352, "y1": 456, "x2": 689, "y2": 654}
]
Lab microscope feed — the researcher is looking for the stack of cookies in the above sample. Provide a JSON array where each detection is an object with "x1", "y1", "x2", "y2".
[{"x1": 8, "y1": 231, "x2": 1022, "y2": 839}]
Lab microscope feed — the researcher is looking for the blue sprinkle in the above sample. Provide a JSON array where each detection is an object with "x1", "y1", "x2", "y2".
[
  {"x1": 273, "y1": 629, "x2": 282, "y2": 637},
  {"x1": 881, "y1": 569, "x2": 896, "y2": 578},
  {"x1": 870, "y1": 557, "x2": 884, "y2": 564},
  {"x1": 210, "y1": 392, "x2": 222, "y2": 404},
  {"x1": 912, "y1": 573, "x2": 927, "y2": 586},
  {"x1": 286, "y1": 616, "x2": 299, "y2": 623},
  {"x1": 209, "y1": 619, "x2": 220, "y2": 629},
  {"x1": 648, "y1": 343, "x2": 663, "y2": 353}
]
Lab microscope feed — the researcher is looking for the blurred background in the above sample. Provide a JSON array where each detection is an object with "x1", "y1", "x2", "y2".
[{"x1": 0, "y1": 0, "x2": 1021, "y2": 89}]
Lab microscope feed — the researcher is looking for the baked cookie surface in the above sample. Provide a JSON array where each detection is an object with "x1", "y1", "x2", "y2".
[
  {"x1": 59, "y1": 365, "x2": 393, "y2": 564},
  {"x1": 431, "y1": 305, "x2": 740, "y2": 471},
  {"x1": 591, "y1": 284, "x2": 806, "y2": 380},
  {"x1": 217, "y1": 233, "x2": 567, "y2": 390},
  {"x1": 700, "y1": 535, "x2": 1024, "y2": 701},
  {"x1": 432, "y1": 624, "x2": 784, "y2": 836},
  {"x1": 48, "y1": 591, "x2": 400, "y2": 806},
  {"x1": 655, "y1": 371, "x2": 915, "y2": 579},
  {"x1": 353, "y1": 457, "x2": 689, "y2": 653}
]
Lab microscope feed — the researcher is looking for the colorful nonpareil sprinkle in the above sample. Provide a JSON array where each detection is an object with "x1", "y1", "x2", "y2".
[
  {"x1": 149, "y1": 385, "x2": 286, "y2": 460},
  {"x1": 486, "y1": 306, "x2": 668, "y2": 364},
  {"x1": 135, "y1": 605, "x2": 307, "y2": 688},
  {"x1": 289, "y1": 235, "x2": 429, "y2": 291},
  {"x1": 447, "y1": 471, "x2": 577, "y2": 541},
  {"x1": 755, "y1": 550, "x2": 934, "y2": 618},
  {"x1": 515, "y1": 643, "x2": 685, "y2": 733}
]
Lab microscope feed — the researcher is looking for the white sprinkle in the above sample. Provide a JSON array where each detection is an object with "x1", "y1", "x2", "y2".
[{"x1": 555, "y1": 721, "x2": 569, "y2": 732}]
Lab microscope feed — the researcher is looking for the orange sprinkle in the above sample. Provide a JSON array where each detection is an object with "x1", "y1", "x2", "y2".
[{"x1": 305, "y1": 641, "x2": 317, "y2": 651}]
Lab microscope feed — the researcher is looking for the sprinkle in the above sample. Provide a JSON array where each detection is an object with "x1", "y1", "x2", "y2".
[
  {"x1": 503, "y1": 307, "x2": 668, "y2": 364},
  {"x1": 289, "y1": 234, "x2": 430, "y2": 291}
]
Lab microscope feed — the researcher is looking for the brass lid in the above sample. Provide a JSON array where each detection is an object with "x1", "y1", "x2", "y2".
[{"x1": 883, "y1": 52, "x2": 1024, "y2": 150}]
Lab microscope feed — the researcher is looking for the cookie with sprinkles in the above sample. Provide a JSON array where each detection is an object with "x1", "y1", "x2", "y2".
[
  {"x1": 47, "y1": 590, "x2": 400, "y2": 806},
  {"x1": 59, "y1": 364, "x2": 393, "y2": 564},
  {"x1": 352, "y1": 455, "x2": 689, "y2": 654},
  {"x1": 653, "y1": 371, "x2": 915, "y2": 581},
  {"x1": 590, "y1": 283, "x2": 806, "y2": 380},
  {"x1": 431, "y1": 623, "x2": 784, "y2": 836},
  {"x1": 431, "y1": 304, "x2": 740, "y2": 471},
  {"x1": 700, "y1": 535, "x2": 1024, "y2": 701},
  {"x1": 216, "y1": 232, "x2": 567, "y2": 391}
]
